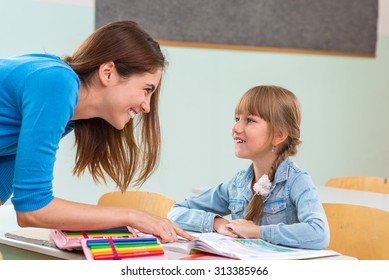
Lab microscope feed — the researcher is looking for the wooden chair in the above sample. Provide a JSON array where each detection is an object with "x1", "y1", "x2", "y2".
[
  {"x1": 323, "y1": 203, "x2": 389, "y2": 260},
  {"x1": 97, "y1": 191, "x2": 176, "y2": 218},
  {"x1": 324, "y1": 176, "x2": 389, "y2": 194}
]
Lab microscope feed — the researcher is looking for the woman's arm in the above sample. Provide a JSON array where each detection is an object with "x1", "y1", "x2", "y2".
[{"x1": 16, "y1": 197, "x2": 195, "y2": 243}]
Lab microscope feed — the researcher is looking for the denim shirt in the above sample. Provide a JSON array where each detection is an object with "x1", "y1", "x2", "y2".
[{"x1": 168, "y1": 158, "x2": 329, "y2": 249}]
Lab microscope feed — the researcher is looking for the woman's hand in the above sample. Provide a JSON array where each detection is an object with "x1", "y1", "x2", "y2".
[
  {"x1": 128, "y1": 209, "x2": 197, "y2": 243},
  {"x1": 213, "y1": 217, "x2": 239, "y2": 238},
  {"x1": 226, "y1": 219, "x2": 261, "y2": 239}
]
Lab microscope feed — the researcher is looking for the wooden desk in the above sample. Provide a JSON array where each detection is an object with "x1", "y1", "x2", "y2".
[
  {"x1": 0, "y1": 202, "x2": 355, "y2": 260},
  {"x1": 315, "y1": 185, "x2": 389, "y2": 211},
  {"x1": 0, "y1": 229, "x2": 189, "y2": 260},
  {"x1": 0, "y1": 228, "x2": 355, "y2": 260},
  {"x1": 0, "y1": 238, "x2": 83, "y2": 260}
]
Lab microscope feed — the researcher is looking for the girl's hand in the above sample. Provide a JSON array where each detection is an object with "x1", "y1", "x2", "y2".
[
  {"x1": 213, "y1": 217, "x2": 239, "y2": 238},
  {"x1": 226, "y1": 219, "x2": 261, "y2": 239}
]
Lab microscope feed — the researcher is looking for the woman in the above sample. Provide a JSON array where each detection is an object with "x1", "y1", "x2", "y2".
[{"x1": 0, "y1": 20, "x2": 193, "y2": 243}]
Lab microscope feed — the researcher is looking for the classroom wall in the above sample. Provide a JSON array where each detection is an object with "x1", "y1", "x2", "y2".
[{"x1": 1, "y1": 0, "x2": 388, "y2": 205}]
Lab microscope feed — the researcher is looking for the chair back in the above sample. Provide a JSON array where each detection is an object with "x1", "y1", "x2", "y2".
[
  {"x1": 325, "y1": 176, "x2": 389, "y2": 194},
  {"x1": 323, "y1": 203, "x2": 389, "y2": 260},
  {"x1": 97, "y1": 191, "x2": 175, "y2": 218}
]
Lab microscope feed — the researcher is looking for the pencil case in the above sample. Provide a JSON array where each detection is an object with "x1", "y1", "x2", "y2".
[
  {"x1": 50, "y1": 226, "x2": 134, "y2": 250},
  {"x1": 81, "y1": 237, "x2": 168, "y2": 260}
]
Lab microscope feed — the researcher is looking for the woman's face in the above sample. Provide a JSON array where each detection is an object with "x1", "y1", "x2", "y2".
[{"x1": 102, "y1": 68, "x2": 162, "y2": 130}]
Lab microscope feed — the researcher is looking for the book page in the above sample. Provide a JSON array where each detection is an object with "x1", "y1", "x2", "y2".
[
  {"x1": 165, "y1": 232, "x2": 340, "y2": 260},
  {"x1": 190, "y1": 234, "x2": 340, "y2": 260}
]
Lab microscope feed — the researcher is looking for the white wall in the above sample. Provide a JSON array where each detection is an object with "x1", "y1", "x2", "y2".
[{"x1": 1, "y1": 0, "x2": 388, "y2": 205}]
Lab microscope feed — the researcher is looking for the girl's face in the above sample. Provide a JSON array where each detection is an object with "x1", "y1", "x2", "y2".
[
  {"x1": 232, "y1": 113, "x2": 273, "y2": 160},
  {"x1": 102, "y1": 69, "x2": 162, "y2": 130}
]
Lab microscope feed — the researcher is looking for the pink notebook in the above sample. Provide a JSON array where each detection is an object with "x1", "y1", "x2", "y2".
[{"x1": 50, "y1": 226, "x2": 134, "y2": 250}]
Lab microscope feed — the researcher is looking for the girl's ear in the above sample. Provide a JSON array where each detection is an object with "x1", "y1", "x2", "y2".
[
  {"x1": 272, "y1": 129, "x2": 288, "y2": 146},
  {"x1": 98, "y1": 61, "x2": 115, "y2": 86}
]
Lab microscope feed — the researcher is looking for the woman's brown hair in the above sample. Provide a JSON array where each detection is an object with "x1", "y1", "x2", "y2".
[
  {"x1": 235, "y1": 85, "x2": 302, "y2": 223},
  {"x1": 63, "y1": 20, "x2": 167, "y2": 191}
]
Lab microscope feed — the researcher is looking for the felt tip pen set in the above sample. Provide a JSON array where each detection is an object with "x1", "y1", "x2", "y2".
[
  {"x1": 50, "y1": 227, "x2": 167, "y2": 260},
  {"x1": 81, "y1": 237, "x2": 167, "y2": 260},
  {"x1": 50, "y1": 226, "x2": 134, "y2": 250}
]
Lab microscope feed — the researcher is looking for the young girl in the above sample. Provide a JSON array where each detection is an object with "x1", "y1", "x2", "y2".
[
  {"x1": 168, "y1": 85, "x2": 329, "y2": 249},
  {"x1": 0, "y1": 20, "x2": 194, "y2": 243}
]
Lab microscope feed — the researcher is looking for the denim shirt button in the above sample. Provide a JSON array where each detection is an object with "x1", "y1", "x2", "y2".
[
  {"x1": 272, "y1": 207, "x2": 275, "y2": 213},
  {"x1": 205, "y1": 228, "x2": 209, "y2": 232}
]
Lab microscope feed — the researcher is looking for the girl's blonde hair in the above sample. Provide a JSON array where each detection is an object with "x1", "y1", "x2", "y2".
[{"x1": 235, "y1": 85, "x2": 302, "y2": 223}]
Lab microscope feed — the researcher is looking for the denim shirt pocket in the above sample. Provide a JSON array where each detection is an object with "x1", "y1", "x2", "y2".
[
  {"x1": 228, "y1": 199, "x2": 245, "y2": 219},
  {"x1": 262, "y1": 198, "x2": 287, "y2": 225}
]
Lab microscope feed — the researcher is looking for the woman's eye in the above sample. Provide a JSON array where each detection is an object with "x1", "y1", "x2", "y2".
[
  {"x1": 234, "y1": 117, "x2": 240, "y2": 122},
  {"x1": 145, "y1": 88, "x2": 152, "y2": 94},
  {"x1": 247, "y1": 118, "x2": 255, "y2": 123}
]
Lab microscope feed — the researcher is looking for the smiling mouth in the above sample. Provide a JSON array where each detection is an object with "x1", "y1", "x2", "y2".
[
  {"x1": 128, "y1": 109, "x2": 137, "y2": 119},
  {"x1": 234, "y1": 138, "x2": 245, "y2": 143}
]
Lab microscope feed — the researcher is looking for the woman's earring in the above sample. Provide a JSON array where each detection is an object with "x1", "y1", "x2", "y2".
[{"x1": 272, "y1": 146, "x2": 276, "y2": 153}]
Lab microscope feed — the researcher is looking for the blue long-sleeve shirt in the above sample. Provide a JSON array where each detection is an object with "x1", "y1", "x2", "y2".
[{"x1": 0, "y1": 53, "x2": 79, "y2": 211}]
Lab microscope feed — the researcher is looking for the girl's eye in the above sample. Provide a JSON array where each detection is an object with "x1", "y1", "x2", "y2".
[
  {"x1": 234, "y1": 116, "x2": 240, "y2": 122},
  {"x1": 247, "y1": 117, "x2": 254, "y2": 123}
]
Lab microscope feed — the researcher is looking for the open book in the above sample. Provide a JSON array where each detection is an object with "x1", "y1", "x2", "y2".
[{"x1": 164, "y1": 233, "x2": 340, "y2": 260}]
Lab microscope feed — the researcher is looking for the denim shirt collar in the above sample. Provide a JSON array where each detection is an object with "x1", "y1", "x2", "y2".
[
  {"x1": 232, "y1": 157, "x2": 292, "y2": 200},
  {"x1": 273, "y1": 157, "x2": 292, "y2": 185}
]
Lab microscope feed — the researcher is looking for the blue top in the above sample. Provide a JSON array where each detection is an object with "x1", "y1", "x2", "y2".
[
  {"x1": 168, "y1": 158, "x2": 330, "y2": 249},
  {"x1": 0, "y1": 53, "x2": 79, "y2": 211}
]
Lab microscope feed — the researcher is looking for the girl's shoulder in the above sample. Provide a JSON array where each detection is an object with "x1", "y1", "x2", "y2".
[
  {"x1": 275, "y1": 158, "x2": 311, "y2": 184},
  {"x1": 231, "y1": 165, "x2": 254, "y2": 188}
]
